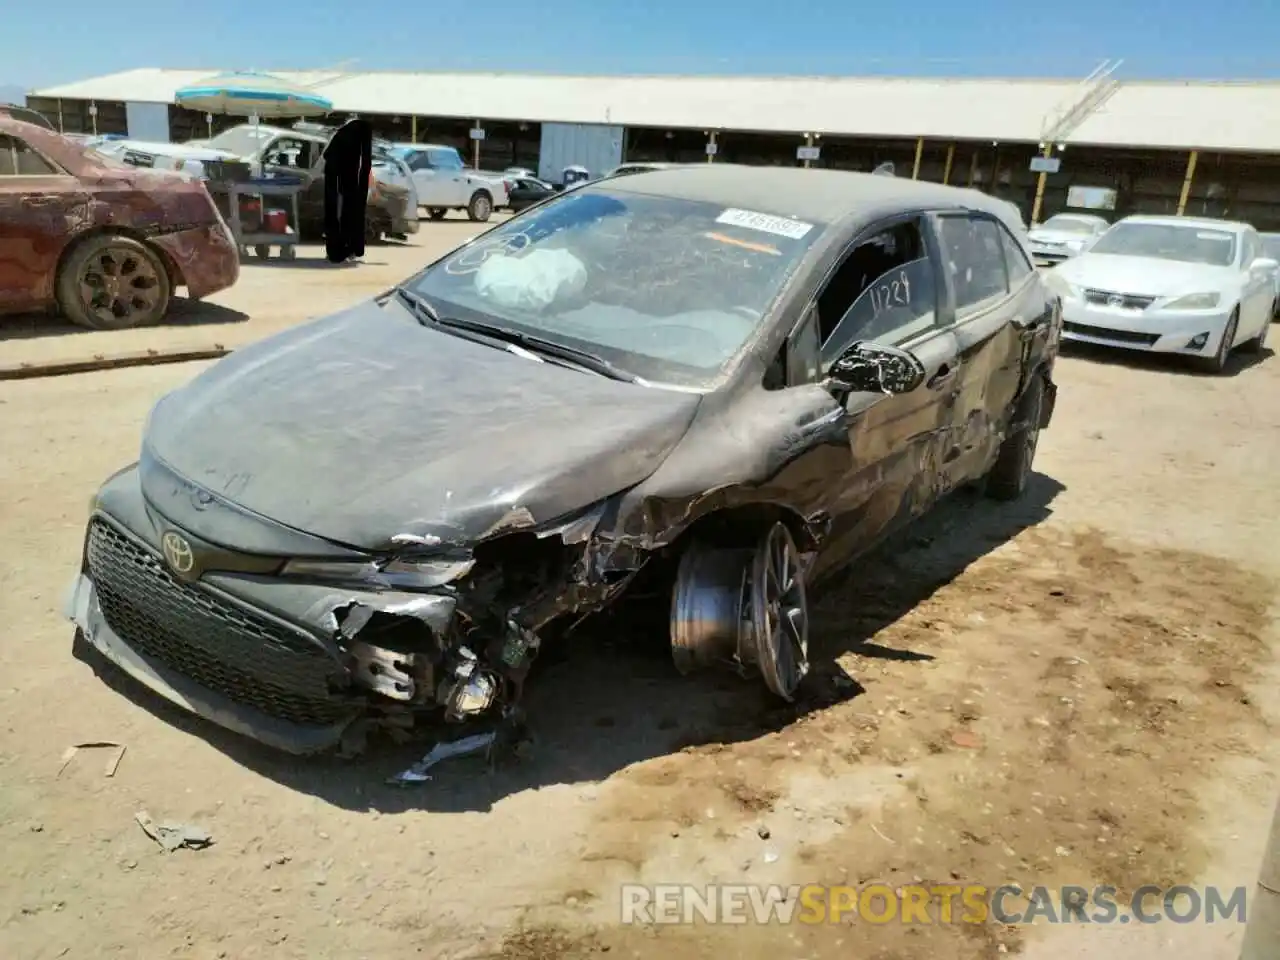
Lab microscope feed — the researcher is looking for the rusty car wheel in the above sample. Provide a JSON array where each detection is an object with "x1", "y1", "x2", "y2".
[
  {"x1": 57, "y1": 234, "x2": 171, "y2": 330},
  {"x1": 747, "y1": 522, "x2": 810, "y2": 701}
]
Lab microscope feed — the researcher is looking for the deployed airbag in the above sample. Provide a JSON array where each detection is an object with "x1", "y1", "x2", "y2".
[{"x1": 475, "y1": 249, "x2": 587, "y2": 310}]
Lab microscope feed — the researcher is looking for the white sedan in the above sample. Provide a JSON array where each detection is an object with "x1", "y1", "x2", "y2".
[
  {"x1": 1027, "y1": 213, "x2": 1109, "y2": 266},
  {"x1": 1045, "y1": 215, "x2": 1277, "y2": 373}
]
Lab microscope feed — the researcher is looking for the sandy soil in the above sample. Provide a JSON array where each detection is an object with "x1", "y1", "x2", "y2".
[{"x1": 0, "y1": 272, "x2": 1277, "y2": 959}]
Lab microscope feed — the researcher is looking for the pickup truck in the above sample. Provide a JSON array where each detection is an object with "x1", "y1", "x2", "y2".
[{"x1": 389, "y1": 143, "x2": 510, "y2": 222}]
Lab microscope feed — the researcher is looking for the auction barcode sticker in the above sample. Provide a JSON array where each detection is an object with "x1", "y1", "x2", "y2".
[{"x1": 715, "y1": 208, "x2": 814, "y2": 240}]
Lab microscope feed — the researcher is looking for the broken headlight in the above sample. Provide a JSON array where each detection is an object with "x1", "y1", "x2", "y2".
[{"x1": 281, "y1": 556, "x2": 475, "y2": 589}]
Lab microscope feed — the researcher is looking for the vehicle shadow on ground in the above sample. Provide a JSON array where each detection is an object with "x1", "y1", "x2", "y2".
[
  {"x1": 0, "y1": 300, "x2": 249, "y2": 342},
  {"x1": 81, "y1": 473, "x2": 1064, "y2": 813},
  {"x1": 244, "y1": 258, "x2": 388, "y2": 269},
  {"x1": 1061, "y1": 339, "x2": 1273, "y2": 378}
]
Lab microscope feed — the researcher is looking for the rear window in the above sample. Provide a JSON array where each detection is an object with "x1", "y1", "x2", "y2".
[{"x1": 0, "y1": 134, "x2": 58, "y2": 175}]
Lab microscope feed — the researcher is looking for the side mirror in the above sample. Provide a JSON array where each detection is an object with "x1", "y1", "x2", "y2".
[
  {"x1": 822, "y1": 341, "x2": 927, "y2": 398},
  {"x1": 1250, "y1": 257, "x2": 1278, "y2": 273}
]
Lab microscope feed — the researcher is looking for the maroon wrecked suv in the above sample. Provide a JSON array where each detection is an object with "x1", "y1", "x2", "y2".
[{"x1": 0, "y1": 113, "x2": 239, "y2": 329}]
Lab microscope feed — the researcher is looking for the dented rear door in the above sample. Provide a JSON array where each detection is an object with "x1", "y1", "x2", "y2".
[{"x1": 0, "y1": 131, "x2": 87, "y2": 312}]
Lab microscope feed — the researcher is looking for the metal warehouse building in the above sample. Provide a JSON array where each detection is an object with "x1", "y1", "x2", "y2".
[{"x1": 24, "y1": 65, "x2": 1280, "y2": 228}]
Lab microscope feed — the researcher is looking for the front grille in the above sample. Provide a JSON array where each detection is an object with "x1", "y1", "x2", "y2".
[
  {"x1": 1083, "y1": 288, "x2": 1156, "y2": 310},
  {"x1": 1064, "y1": 321, "x2": 1159, "y2": 347},
  {"x1": 86, "y1": 520, "x2": 357, "y2": 727}
]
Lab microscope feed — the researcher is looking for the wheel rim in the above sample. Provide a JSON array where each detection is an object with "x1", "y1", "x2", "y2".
[
  {"x1": 750, "y1": 524, "x2": 809, "y2": 700},
  {"x1": 79, "y1": 245, "x2": 162, "y2": 325},
  {"x1": 476, "y1": 197, "x2": 491, "y2": 218}
]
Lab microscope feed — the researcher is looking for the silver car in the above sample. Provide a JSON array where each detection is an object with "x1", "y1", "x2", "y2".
[{"x1": 1027, "y1": 213, "x2": 1110, "y2": 266}]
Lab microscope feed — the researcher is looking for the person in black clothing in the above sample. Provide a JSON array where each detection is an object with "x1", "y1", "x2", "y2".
[{"x1": 322, "y1": 117, "x2": 373, "y2": 263}]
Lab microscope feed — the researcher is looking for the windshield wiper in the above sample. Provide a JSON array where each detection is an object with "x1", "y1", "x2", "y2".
[
  {"x1": 393, "y1": 286, "x2": 441, "y2": 324},
  {"x1": 433, "y1": 314, "x2": 643, "y2": 385},
  {"x1": 392, "y1": 288, "x2": 642, "y2": 384}
]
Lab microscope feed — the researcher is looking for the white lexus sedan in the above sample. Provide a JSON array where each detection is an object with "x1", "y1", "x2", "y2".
[
  {"x1": 1027, "y1": 213, "x2": 1109, "y2": 266},
  {"x1": 1045, "y1": 215, "x2": 1277, "y2": 373}
]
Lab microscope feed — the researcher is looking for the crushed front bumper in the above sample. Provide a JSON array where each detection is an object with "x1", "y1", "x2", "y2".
[{"x1": 65, "y1": 571, "x2": 355, "y2": 754}]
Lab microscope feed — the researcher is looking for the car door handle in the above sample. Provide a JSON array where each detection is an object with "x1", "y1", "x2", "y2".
[{"x1": 927, "y1": 363, "x2": 957, "y2": 390}]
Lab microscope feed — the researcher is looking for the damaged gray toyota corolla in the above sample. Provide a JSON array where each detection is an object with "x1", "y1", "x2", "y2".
[{"x1": 65, "y1": 165, "x2": 1061, "y2": 755}]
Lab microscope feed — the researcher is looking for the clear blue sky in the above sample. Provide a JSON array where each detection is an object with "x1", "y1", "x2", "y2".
[{"x1": 4, "y1": 0, "x2": 1278, "y2": 90}]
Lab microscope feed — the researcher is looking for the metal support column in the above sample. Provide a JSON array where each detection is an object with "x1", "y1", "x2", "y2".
[
  {"x1": 911, "y1": 137, "x2": 924, "y2": 180},
  {"x1": 1239, "y1": 792, "x2": 1280, "y2": 959},
  {"x1": 411, "y1": 116, "x2": 417, "y2": 143},
  {"x1": 56, "y1": 98, "x2": 63, "y2": 133},
  {"x1": 967, "y1": 151, "x2": 979, "y2": 187},
  {"x1": 803, "y1": 133, "x2": 814, "y2": 169},
  {"x1": 1177, "y1": 150, "x2": 1199, "y2": 216},
  {"x1": 707, "y1": 130, "x2": 717, "y2": 163},
  {"x1": 1031, "y1": 144, "x2": 1053, "y2": 225},
  {"x1": 942, "y1": 143, "x2": 955, "y2": 185},
  {"x1": 472, "y1": 120, "x2": 481, "y2": 170}
]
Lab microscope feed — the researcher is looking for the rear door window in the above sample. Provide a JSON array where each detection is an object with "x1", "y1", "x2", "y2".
[
  {"x1": 998, "y1": 222, "x2": 1035, "y2": 286},
  {"x1": 0, "y1": 134, "x2": 58, "y2": 176},
  {"x1": 938, "y1": 214, "x2": 1010, "y2": 315}
]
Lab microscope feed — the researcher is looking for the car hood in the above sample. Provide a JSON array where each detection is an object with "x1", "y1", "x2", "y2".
[
  {"x1": 1057, "y1": 254, "x2": 1235, "y2": 297},
  {"x1": 142, "y1": 298, "x2": 702, "y2": 552},
  {"x1": 1028, "y1": 228, "x2": 1091, "y2": 245}
]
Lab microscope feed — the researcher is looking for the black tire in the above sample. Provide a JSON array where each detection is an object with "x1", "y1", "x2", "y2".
[
  {"x1": 428, "y1": 208, "x2": 447, "y2": 221},
  {"x1": 1271, "y1": 298, "x2": 1279, "y2": 323},
  {"x1": 467, "y1": 190, "x2": 493, "y2": 222},
  {"x1": 56, "y1": 233, "x2": 171, "y2": 331},
  {"x1": 1244, "y1": 314, "x2": 1269, "y2": 354},
  {"x1": 986, "y1": 374, "x2": 1045, "y2": 502},
  {"x1": 1196, "y1": 310, "x2": 1238, "y2": 373}
]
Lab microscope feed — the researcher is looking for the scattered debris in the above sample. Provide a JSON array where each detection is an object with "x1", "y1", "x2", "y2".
[
  {"x1": 134, "y1": 811, "x2": 214, "y2": 852},
  {"x1": 57, "y1": 741, "x2": 126, "y2": 778},
  {"x1": 870, "y1": 823, "x2": 896, "y2": 844},
  {"x1": 386, "y1": 731, "x2": 497, "y2": 785},
  {"x1": 951, "y1": 730, "x2": 982, "y2": 749},
  {"x1": 756, "y1": 824, "x2": 771, "y2": 840}
]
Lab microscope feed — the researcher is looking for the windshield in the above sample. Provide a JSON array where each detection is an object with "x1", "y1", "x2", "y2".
[
  {"x1": 1042, "y1": 215, "x2": 1099, "y2": 234},
  {"x1": 83, "y1": 145, "x2": 133, "y2": 169},
  {"x1": 406, "y1": 188, "x2": 824, "y2": 387},
  {"x1": 204, "y1": 126, "x2": 275, "y2": 157},
  {"x1": 1088, "y1": 222, "x2": 1238, "y2": 267}
]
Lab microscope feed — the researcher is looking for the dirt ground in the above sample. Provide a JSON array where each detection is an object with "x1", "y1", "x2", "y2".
[
  {"x1": 1, "y1": 242, "x2": 1278, "y2": 960},
  {"x1": 0, "y1": 219, "x2": 492, "y2": 372}
]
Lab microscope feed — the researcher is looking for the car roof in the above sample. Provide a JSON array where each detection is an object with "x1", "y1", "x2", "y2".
[
  {"x1": 1048, "y1": 212, "x2": 1108, "y2": 221},
  {"x1": 596, "y1": 163, "x2": 1023, "y2": 229},
  {"x1": 0, "y1": 103, "x2": 54, "y2": 130},
  {"x1": 1118, "y1": 214, "x2": 1249, "y2": 233}
]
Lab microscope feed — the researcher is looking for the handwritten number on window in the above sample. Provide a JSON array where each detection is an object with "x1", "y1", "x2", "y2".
[{"x1": 868, "y1": 270, "x2": 911, "y2": 316}]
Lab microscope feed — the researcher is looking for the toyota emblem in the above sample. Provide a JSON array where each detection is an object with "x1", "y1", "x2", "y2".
[
  {"x1": 1106, "y1": 295, "x2": 1125, "y2": 307},
  {"x1": 161, "y1": 531, "x2": 195, "y2": 575}
]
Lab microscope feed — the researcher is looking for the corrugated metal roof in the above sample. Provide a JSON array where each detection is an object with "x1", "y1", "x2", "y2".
[
  {"x1": 30, "y1": 68, "x2": 1280, "y2": 152},
  {"x1": 1066, "y1": 81, "x2": 1280, "y2": 152},
  {"x1": 26, "y1": 68, "x2": 1089, "y2": 142}
]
